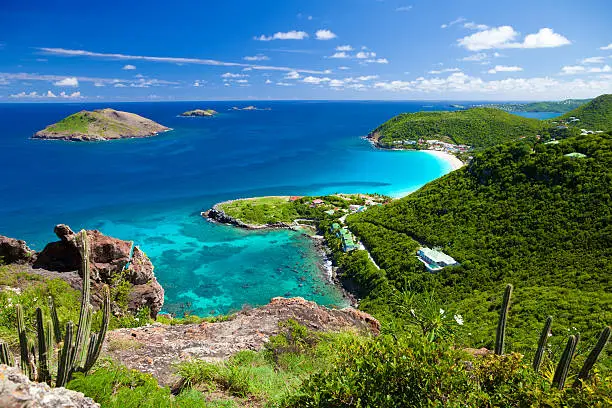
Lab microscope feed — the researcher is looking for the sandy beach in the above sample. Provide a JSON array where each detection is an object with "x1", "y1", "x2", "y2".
[{"x1": 424, "y1": 150, "x2": 465, "y2": 171}]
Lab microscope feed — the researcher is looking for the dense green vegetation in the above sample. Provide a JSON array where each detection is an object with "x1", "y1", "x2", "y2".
[
  {"x1": 372, "y1": 107, "x2": 546, "y2": 149},
  {"x1": 66, "y1": 320, "x2": 610, "y2": 407},
  {"x1": 346, "y1": 133, "x2": 612, "y2": 354},
  {"x1": 556, "y1": 94, "x2": 612, "y2": 130},
  {"x1": 485, "y1": 99, "x2": 590, "y2": 113},
  {"x1": 46, "y1": 111, "x2": 96, "y2": 133}
]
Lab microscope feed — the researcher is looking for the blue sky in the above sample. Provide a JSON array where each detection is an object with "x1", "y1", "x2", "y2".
[{"x1": 1, "y1": 0, "x2": 611, "y2": 101}]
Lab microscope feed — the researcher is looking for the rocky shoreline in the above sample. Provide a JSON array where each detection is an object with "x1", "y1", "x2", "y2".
[{"x1": 202, "y1": 201, "x2": 359, "y2": 307}]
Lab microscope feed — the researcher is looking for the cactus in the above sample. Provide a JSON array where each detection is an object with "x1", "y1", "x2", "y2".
[
  {"x1": 48, "y1": 296, "x2": 62, "y2": 343},
  {"x1": 574, "y1": 326, "x2": 610, "y2": 387},
  {"x1": 35, "y1": 308, "x2": 51, "y2": 384},
  {"x1": 533, "y1": 316, "x2": 553, "y2": 372},
  {"x1": 495, "y1": 284, "x2": 513, "y2": 355},
  {"x1": 15, "y1": 304, "x2": 31, "y2": 379},
  {"x1": 553, "y1": 334, "x2": 577, "y2": 389},
  {"x1": 6, "y1": 229, "x2": 111, "y2": 387},
  {"x1": 0, "y1": 341, "x2": 15, "y2": 366}
]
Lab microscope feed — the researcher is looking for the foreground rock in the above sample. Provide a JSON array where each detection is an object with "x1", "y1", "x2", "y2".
[
  {"x1": 1, "y1": 224, "x2": 164, "y2": 317},
  {"x1": 0, "y1": 364, "x2": 99, "y2": 408},
  {"x1": 33, "y1": 108, "x2": 170, "y2": 141},
  {"x1": 104, "y1": 297, "x2": 380, "y2": 386},
  {"x1": 0, "y1": 236, "x2": 35, "y2": 264},
  {"x1": 180, "y1": 109, "x2": 217, "y2": 117}
]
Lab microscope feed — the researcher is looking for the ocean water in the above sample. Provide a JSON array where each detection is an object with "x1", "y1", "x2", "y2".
[{"x1": 1, "y1": 101, "x2": 467, "y2": 315}]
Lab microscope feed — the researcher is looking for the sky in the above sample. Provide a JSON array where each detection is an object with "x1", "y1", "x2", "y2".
[{"x1": 0, "y1": 0, "x2": 611, "y2": 102}]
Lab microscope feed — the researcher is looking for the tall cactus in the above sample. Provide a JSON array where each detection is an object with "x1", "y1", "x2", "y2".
[
  {"x1": 35, "y1": 308, "x2": 51, "y2": 384},
  {"x1": 533, "y1": 316, "x2": 553, "y2": 372},
  {"x1": 553, "y1": 334, "x2": 578, "y2": 389},
  {"x1": 495, "y1": 284, "x2": 513, "y2": 355},
  {"x1": 48, "y1": 296, "x2": 62, "y2": 343},
  {"x1": 15, "y1": 304, "x2": 31, "y2": 379},
  {"x1": 72, "y1": 230, "x2": 91, "y2": 369},
  {"x1": 0, "y1": 341, "x2": 15, "y2": 366},
  {"x1": 6, "y1": 229, "x2": 111, "y2": 388},
  {"x1": 574, "y1": 326, "x2": 610, "y2": 387}
]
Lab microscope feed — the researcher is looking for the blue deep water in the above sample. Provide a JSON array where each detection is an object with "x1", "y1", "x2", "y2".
[{"x1": 1, "y1": 101, "x2": 471, "y2": 315}]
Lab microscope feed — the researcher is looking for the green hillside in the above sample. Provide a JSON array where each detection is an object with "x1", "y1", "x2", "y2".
[
  {"x1": 371, "y1": 107, "x2": 545, "y2": 149},
  {"x1": 347, "y1": 133, "x2": 612, "y2": 350},
  {"x1": 556, "y1": 94, "x2": 612, "y2": 131}
]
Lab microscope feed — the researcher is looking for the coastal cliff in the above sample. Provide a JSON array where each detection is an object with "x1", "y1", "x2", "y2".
[{"x1": 33, "y1": 108, "x2": 170, "y2": 141}]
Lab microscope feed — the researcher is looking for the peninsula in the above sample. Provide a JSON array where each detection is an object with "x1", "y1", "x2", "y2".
[
  {"x1": 180, "y1": 108, "x2": 218, "y2": 117},
  {"x1": 33, "y1": 108, "x2": 170, "y2": 141}
]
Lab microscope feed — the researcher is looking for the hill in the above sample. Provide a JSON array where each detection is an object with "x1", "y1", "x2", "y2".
[
  {"x1": 33, "y1": 108, "x2": 170, "y2": 141},
  {"x1": 484, "y1": 98, "x2": 590, "y2": 113},
  {"x1": 556, "y1": 94, "x2": 612, "y2": 131},
  {"x1": 347, "y1": 133, "x2": 612, "y2": 349},
  {"x1": 369, "y1": 107, "x2": 545, "y2": 149}
]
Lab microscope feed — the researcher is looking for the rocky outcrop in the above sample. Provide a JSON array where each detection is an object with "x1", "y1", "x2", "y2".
[
  {"x1": 9, "y1": 225, "x2": 163, "y2": 318},
  {"x1": 0, "y1": 364, "x2": 99, "y2": 408},
  {"x1": 0, "y1": 236, "x2": 35, "y2": 264},
  {"x1": 180, "y1": 109, "x2": 217, "y2": 117},
  {"x1": 104, "y1": 296, "x2": 380, "y2": 386}
]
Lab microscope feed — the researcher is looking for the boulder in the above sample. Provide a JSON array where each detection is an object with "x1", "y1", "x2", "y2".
[
  {"x1": 0, "y1": 236, "x2": 35, "y2": 264},
  {"x1": 0, "y1": 364, "x2": 99, "y2": 408},
  {"x1": 31, "y1": 224, "x2": 163, "y2": 318}
]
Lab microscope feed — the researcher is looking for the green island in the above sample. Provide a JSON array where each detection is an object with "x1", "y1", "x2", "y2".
[
  {"x1": 2, "y1": 95, "x2": 611, "y2": 407},
  {"x1": 33, "y1": 108, "x2": 170, "y2": 141},
  {"x1": 481, "y1": 98, "x2": 591, "y2": 113},
  {"x1": 180, "y1": 109, "x2": 218, "y2": 117}
]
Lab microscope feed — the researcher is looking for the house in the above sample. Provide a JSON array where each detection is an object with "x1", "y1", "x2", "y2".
[
  {"x1": 417, "y1": 247, "x2": 458, "y2": 272},
  {"x1": 289, "y1": 196, "x2": 302, "y2": 202},
  {"x1": 312, "y1": 199, "x2": 324, "y2": 205},
  {"x1": 324, "y1": 209, "x2": 335, "y2": 216},
  {"x1": 349, "y1": 204, "x2": 366, "y2": 213},
  {"x1": 330, "y1": 223, "x2": 341, "y2": 233},
  {"x1": 338, "y1": 227, "x2": 358, "y2": 252}
]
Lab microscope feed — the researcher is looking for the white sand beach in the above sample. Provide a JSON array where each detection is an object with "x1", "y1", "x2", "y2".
[{"x1": 424, "y1": 150, "x2": 465, "y2": 171}]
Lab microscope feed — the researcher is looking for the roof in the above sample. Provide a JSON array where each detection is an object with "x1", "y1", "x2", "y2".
[{"x1": 418, "y1": 247, "x2": 457, "y2": 265}]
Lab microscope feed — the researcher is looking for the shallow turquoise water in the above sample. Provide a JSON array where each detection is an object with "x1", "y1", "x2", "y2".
[{"x1": 0, "y1": 101, "x2": 459, "y2": 316}]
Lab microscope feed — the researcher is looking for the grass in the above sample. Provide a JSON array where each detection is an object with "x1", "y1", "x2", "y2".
[
  {"x1": 218, "y1": 197, "x2": 301, "y2": 225},
  {"x1": 46, "y1": 111, "x2": 95, "y2": 133}
]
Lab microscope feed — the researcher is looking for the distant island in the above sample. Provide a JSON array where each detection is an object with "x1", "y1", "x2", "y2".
[
  {"x1": 180, "y1": 109, "x2": 218, "y2": 117},
  {"x1": 33, "y1": 108, "x2": 170, "y2": 141},
  {"x1": 231, "y1": 106, "x2": 271, "y2": 111},
  {"x1": 478, "y1": 98, "x2": 591, "y2": 113}
]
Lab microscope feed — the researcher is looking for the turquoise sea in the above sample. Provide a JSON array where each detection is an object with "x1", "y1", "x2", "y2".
[{"x1": 0, "y1": 102, "x2": 557, "y2": 316}]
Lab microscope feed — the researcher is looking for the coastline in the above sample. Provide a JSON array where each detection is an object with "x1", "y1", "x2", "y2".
[{"x1": 423, "y1": 149, "x2": 465, "y2": 171}]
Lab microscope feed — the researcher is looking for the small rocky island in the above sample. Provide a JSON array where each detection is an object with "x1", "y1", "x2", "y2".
[
  {"x1": 180, "y1": 109, "x2": 218, "y2": 117},
  {"x1": 33, "y1": 108, "x2": 170, "y2": 141}
]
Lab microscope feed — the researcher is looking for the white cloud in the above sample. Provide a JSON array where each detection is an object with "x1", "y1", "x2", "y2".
[
  {"x1": 10, "y1": 90, "x2": 81, "y2": 99},
  {"x1": 461, "y1": 53, "x2": 488, "y2": 61},
  {"x1": 243, "y1": 54, "x2": 269, "y2": 61},
  {"x1": 561, "y1": 65, "x2": 611, "y2": 75},
  {"x1": 122, "y1": 64, "x2": 136, "y2": 70},
  {"x1": 458, "y1": 26, "x2": 570, "y2": 51},
  {"x1": 338, "y1": 66, "x2": 350, "y2": 70},
  {"x1": 0, "y1": 72, "x2": 178, "y2": 88},
  {"x1": 114, "y1": 83, "x2": 127, "y2": 87},
  {"x1": 601, "y1": 43, "x2": 612, "y2": 50},
  {"x1": 464, "y1": 22, "x2": 489, "y2": 30},
  {"x1": 329, "y1": 51, "x2": 350, "y2": 59},
  {"x1": 53, "y1": 76, "x2": 79, "y2": 87},
  {"x1": 38, "y1": 47, "x2": 325, "y2": 74},
  {"x1": 336, "y1": 45, "x2": 353, "y2": 51},
  {"x1": 193, "y1": 80, "x2": 204, "y2": 87},
  {"x1": 356, "y1": 51, "x2": 376, "y2": 59},
  {"x1": 276, "y1": 82, "x2": 293, "y2": 86},
  {"x1": 315, "y1": 29, "x2": 337, "y2": 40},
  {"x1": 255, "y1": 30, "x2": 309, "y2": 41},
  {"x1": 265, "y1": 79, "x2": 272, "y2": 84},
  {"x1": 441, "y1": 17, "x2": 466, "y2": 29},
  {"x1": 329, "y1": 79, "x2": 345, "y2": 87},
  {"x1": 303, "y1": 76, "x2": 331, "y2": 84},
  {"x1": 221, "y1": 72, "x2": 248, "y2": 78},
  {"x1": 235, "y1": 79, "x2": 249, "y2": 83},
  {"x1": 487, "y1": 65, "x2": 523, "y2": 74},
  {"x1": 285, "y1": 71, "x2": 301, "y2": 79},
  {"x1": 581, "y1": 56, "x2": 605, "y2": 64},
  {"x1": 429, "y1": 68, "x2": 461, "y2": 74},
  {"x1": 366, "y1": 58, "x2": 389, "y2": 64},
  {"x1": 357, "y1": 75, "x2": 379, "y2": 81},
  {"x1": 93, "y1": 82, "x2": 105, "y2": 87},
  {"x1": 396, "y1": 6, "x2": 413, "y2": 12}
]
